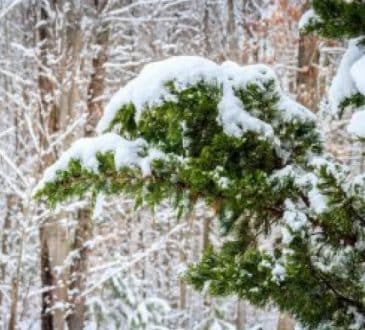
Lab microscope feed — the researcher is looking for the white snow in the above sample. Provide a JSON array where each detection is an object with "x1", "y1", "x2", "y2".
[
  {"x1": 295, "y1": 172, "x2": 328, "y2": 214},
  {"x1": 97, "y1": 56, "x2": 315, "y2": 139},
  {"x1": 283, "y1": 200, "x2": 307, "y2": 234},
  {"x1": 351, "y1": 55, "x2": 365, "y2": 95},
  {"x1": 217, "y1": 86, "x2": 274, "y2": 138},
  {"x1": 92, "y1": 193, "x2": 105, "y2": 219},
  {"x1": 270, "y1": 165, "x2": 298, "y2": 181},
  {"x1": 329, "y1": 39, "x2": 364, "y2": 113},
  {"x1": 298, "y1": 9, "x2": 319, "y2": 30},
  {"x1": 35, "y1": 133, "x2": 166, "y2": 192},
  {"x1": 271, "y1": 263, "x2": 286, "y2": 283},
  {"x1": 348, "y1": 306, "x2": 365, "y2": 330},
  {"x1": 298, "y1": 9, "x2": 318, "y2": 31},
  {"x1": 97, "y1": 56, "x2": 221, "y2": 133},
  {"x1": 347, "y1": 109, "x2": 365, "y2": 138},
  {"x1": 38, "y1": 56, "x2": 319, "y2": 190},
  {"x1": 307, "y1": 187, "x2": 328, "y2": 214},
  {"x1": 278, "y1": 96, "x2": 316, "y2": 122},
  {"x1": 220, "y1": 60, "x2": 278, "y2": 90}
]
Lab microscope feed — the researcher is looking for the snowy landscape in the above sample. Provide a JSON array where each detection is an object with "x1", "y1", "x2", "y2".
[{"x1": 1, "y1": 0, "x2": 365, "y2": 329}]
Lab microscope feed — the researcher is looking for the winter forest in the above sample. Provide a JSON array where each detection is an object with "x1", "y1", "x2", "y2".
[{"x1": 2, "y1": 0, "x2": 365, "y2": 329}]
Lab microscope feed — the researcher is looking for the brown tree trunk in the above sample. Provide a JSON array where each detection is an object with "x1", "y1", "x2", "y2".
[
  {"x1": 8, "y1": 281, "x2": 18, "y2": 330},
  {"x1": 226, "y1": 0, "x2": 238, "y2": 60},
  {"x1": 277, "y1": 313, "x2": 296, "y2": 330},
  {"x1": 0, "y1": 195, "x2": 13, "y2": 308},
  {"x1": 66, "y1": 2, "x2": 109, "y2": 328},
  {"x1": 37, "y1": 2, "x2": 72, "y2": 329},
  {"x1": 39, "y1": 227, "x2": 54, "y2": 330},
  {"x1": 296, "y1": 1, "x2": 319, "y2": 110},
  {"x1": 236, "y1": 299, "x2": 246, "y2": 330},
  {"x1": 203, "y1": 0, "x2": 212, "y2": 56},
  {"x1": 66, "y1": 208, "x2": 93, "y2": 330},
  {"x1": 202, "y1": 216, "x2": 210, "y2": 251}
]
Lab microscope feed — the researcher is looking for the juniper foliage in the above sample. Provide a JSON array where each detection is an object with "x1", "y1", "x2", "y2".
[{"x1": 35, "y1": 54, "x2": 365, "y2": 329}]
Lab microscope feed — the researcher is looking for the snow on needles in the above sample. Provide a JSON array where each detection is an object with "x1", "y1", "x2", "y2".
[
  {"x1": 35, "y1": 133, "x2": 166, "y2": 191},
  {"x1": 97, "y1": 56, "x2": 315, "y2": 136},
  {"x1": 298, "y1": 9, "x2": 319, "y2": 31},
  {"x1": 217, "y1": 86, "x2": 273, "y2": 138},
  {"x1": 37, "y1": 56, "x2": 317, "y2": 191},
  {"x1": 329, "y1": 38, "x2": 365, "y2": 113},
  {"x1": 326, "y1": 38, "x2": 365, "y2": 138}
]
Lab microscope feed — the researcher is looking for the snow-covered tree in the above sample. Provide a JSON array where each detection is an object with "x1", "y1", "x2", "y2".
[
  {"x1": 87, "y1": 274, "x2": 170, "y2": 330},
  {"x1": 37, "y1": 56, "x2": 365, "y2": 329},
  {"x1": 300, "y1": 0, "x2": 365, "y2": 139},
  {"x1": 1, "y1": 1, "x2": 329, "y2": 329}
]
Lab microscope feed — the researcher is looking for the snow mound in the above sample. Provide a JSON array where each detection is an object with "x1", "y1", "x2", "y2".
[{"x1": 97, "y1": 56, "x2": 315, "y2": 138}]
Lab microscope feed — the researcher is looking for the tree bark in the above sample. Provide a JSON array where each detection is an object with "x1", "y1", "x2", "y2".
[
  {"x1": 236, "y1": 299, "x2": 246, "y2": 330},
  {"x1": 38, "y1": 1, "x2": 59, "y2": 326},
  {"x1": 39, "y1": 227, "x2": 54, "y2": 330},
  {"x1": 277, "y1": 313, "x2": 296, "y2": 330},
  {"x1": 37, "y1": 2, "x2": 73, "y2": 329},
  {"x1": 66, "y1": 208, "x2": 93, "y2": 330},
  {"x1": 296, "y1": 1, "x2": 319, "y2": 110},
  {"x1": 66, "y1": 2, "x2": 109, "y2": 328},
  {"x1": 8, "y1": 281, "x2": 18, "y2": 330}
]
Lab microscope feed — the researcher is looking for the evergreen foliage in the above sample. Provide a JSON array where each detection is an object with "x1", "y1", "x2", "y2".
[
  {"x1": 35, "y1": 53, "x2": 365, "y2": 328},
  {"x1": 303, "y1": 0, "x2": 365, "y2": 40},
  {"x1": 302, "y1": 0, "x2": 365, "y2": 138}
]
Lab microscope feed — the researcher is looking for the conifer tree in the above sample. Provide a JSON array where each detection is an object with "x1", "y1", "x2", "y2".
[
  {"x1": 34, "y1": 33, "x2": 365, "y2": 330},
  {"x1": 300, "y1": 0, "x2": 365, "y2": 139}
]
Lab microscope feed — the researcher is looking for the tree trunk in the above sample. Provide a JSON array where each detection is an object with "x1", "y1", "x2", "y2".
[
  {"x1": 0, "y1": 195, "x2": 13, "y2": 308},
  {"x1": 202, "y1": 216, "x2": 210, "y2": 251},
  {"x1": 226, "y1": 0, "x2": 238, "y2": 60},
  {"x1": 8, "y1": 281, "x2": 18, "y2": 330},
  {"x1": 39, "y1": 227, "x2": 54, "y2": 330},
  {"x1": 296, "y1": 1, "x2": 319, "y2": 110},
  {"x1": 236, "y1": 299, "x2": 246, "y2": 330},
  {"x1": 66, "y1": 2, "x2": 109, "y2": 328},
  {"x1": 66, "y1": 208, "x2": 93, "y2": 330},
  {"x1": 37, "y1": 2, "x2": 71, "y2": 328},
  {"x1": 277, "y1": 313, "x2": 295, "y2": 330}
]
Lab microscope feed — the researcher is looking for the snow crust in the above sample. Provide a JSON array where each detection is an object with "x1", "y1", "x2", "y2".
[
  {"x1": 97, "y1": 56, "x2": 315, "y2": 137},
  {"x1": 35, "y1": 133, "x2": 166, "y2": 191}
]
